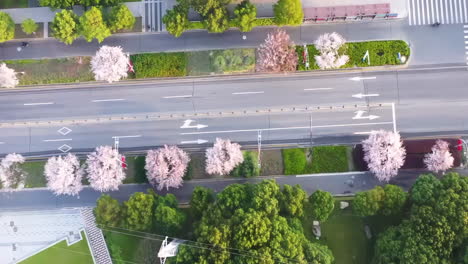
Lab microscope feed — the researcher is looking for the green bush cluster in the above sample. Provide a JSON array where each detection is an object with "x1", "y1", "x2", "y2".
[
  {"x1": 347, "y1": 40, "x2": 410, "y2": 67},
  {"x1": 231, "y1": 151, "x2": 259, "y2": 177},
  {"x1": 211, "y1": 49, "x2": 255, "y2": 73},
  {"x1": 130, "y1": 53, "x2": 187, "y2": 78},
  {"x1": 295, "y1": 44, "x2": 320, "y2": 70},
  {"x1": 0, "y1": 11, "x2": 15, "y2": 43},
  {"x1": 307, "y1": 146, "x2": 349, "y2": 173},
  {"x1": 252, "y1": 17, "x2": 276, "y2": 26},
  {"x1": 353, "y1": 185, "x2": 407, "y2": 217},
  {"x1": 282, "y1": 148, "x2": 307, "y2": 175}
]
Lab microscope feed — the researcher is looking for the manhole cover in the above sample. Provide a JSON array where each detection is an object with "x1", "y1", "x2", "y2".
[
  {"x1": 58, "y1": 144, "x2": 72, "y2": 153},
  {"x1": 58, "y1": 127, "x2": 72, "y2": 135}
]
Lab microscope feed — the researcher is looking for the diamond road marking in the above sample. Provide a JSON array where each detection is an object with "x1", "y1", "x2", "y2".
[
  {"x1": 58, "y1": 127, "x2": 72, "y2": 136},
  {"x1": 58, "y1": 144, "x2": 72, "y2": 153}
]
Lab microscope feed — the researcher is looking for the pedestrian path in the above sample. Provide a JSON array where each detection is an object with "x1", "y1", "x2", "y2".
[
  {"x1": 464, "y1": 24, "x2": 468, "y2": 64},
  {"x1": 408, "y1": 0, "x2": 468, "y2": 25},
  {"x1": 143, "y1": 0, "x2": 165, "y2": 32},
  {"x1": 80, "y1": 208, "x2": 112, "y2": 264}
]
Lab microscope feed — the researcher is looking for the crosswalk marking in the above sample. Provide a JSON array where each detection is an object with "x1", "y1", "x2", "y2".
[
  {"x1": 464, "y1": 25, "x2": 468, "y2": 66},
  {"x1": 409, "y1": 0, "x2": 468, "y2": 25}
]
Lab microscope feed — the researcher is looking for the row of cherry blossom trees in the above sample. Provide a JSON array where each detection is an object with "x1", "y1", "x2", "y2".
[{"x1": 362, "y1": 130, "x2": 455, "y2": 182}]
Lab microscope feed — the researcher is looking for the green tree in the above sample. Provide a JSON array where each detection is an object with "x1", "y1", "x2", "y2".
[
  {"x1": 40, "y1": 0, "x2": 78, "y2": 9},
  {"x1": 280, "y1": 184, "x2": 306, "y2": 217},
  {"x1": 51, "y1": 10, "x2": 79, "y2": 45},
  {"x1": 94, "y1": 194, "x2": 122, "y2": 227},
  {"x1": 108, "y1": 4, "x2": 135, "y2": 32},
  {"x1": 190, "y1": 0, "x2": 228, "y2": 17},
  {"x1": 251, "y1": 179, "x2": 280, "y2": 216},
  {"x1": 381, "y1": 184, "x2": 407, "y2": 215},
  {"x1": 0, "y1": 12, "x2": 15, "y2": 43},
  {"x1": 308, "y1": 189, "x2": 334, "y2": 221},
  {"x1": 230, "y1": 151, "x2": 259, "y2": 177},
  {"x1": 303, "y1": 241, "x2": 334, "y2": 264},
  {"x1": 216, "y1": 183, "x2": 250, "y2": 216},
  {"x1": 154, "y1": 203, "x2": 186, "y2": 236},
  {"x1": 203, "y1": 6, "x2": 229, "y2": 33},
  {"x1": 273, "y1": 0, "x2": 303, "y2": 26},
  {"x1": 190, "y1": 186, "x2": 214, "y2": 219},
  {"x1": 123, "y1": 192, "x2": 155, "y2": 231},
  {"x1": 353, "y1": 186, "x2": 384, "y2": 217},
  {"x1": 233, "y1": 0, "x2": 256, "y2": 32},
  {"x1": 162, "y1": 4, "x2": 189, "y2": 37},
  {"x1": 232, "y1": 210, "x2": 271, "y2": 249},
  {"x1": 410, "y1": 174, "x2": 442, "y2": 205},
  {"x1": 79, "y1": 7, "x2": 111, "y2": 43},
  {"x1": 21, "y1": 19, "x2": 38, "y2": 35}
]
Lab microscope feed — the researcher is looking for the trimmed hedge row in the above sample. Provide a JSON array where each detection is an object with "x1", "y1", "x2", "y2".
[
  {"x1": 188, "y1": 18, "x2": 276, "y2": 31},
  {"x1": 283, "y1": 146, "x2": 350, "y2": 175},
  {"x1": 130, "y1": 53, "x2": 187, "y2": 78}
]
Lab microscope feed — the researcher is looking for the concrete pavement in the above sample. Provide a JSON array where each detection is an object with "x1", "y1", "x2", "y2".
[{"x1": 0, "y1": 19, "x2": 465, "y2": 66}]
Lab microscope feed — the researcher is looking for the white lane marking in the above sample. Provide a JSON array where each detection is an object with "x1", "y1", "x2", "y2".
[
  {"x1": 303, "y1": 88, "x2": 333, "y2": 91},
  {"x1": 464, "y1": 24, "x2": 468, "y2": 27},
  {"x1": 435, "y1": 0, "x2": 440, "y2": 23},
  {"x1": 0, "y1": 142, "x2": 5, "y2": 144},
  {"x1": 112, "y1": 135, "x2": 142, "y2": 139},
  {"x1": 417, "y1": 0, "x2": 421, "y2": 24},
  {"x1": 430, "y1": 0, "x2": 435, "y2": 24},
  {"x1": 296, "y1": 171, "x2": 367, "y2": 178},
  {"x1": 181, "y1": 139, "x2": 208, "y2": 144},
  {"x1": 349, "y1": 76, "x2": 376, "y2": 81},
  {"x1": 23, "y1": 102, "x2": 54, "y2": 106},
  {"x1": 180, "y1": 122, "x2": 393, "y2": 135},
  {"x1": 353, "y1": 131, "x2": 373, "y2": 135},
  {"x1": 463, "y1": 0, "x2": 467, "y2": 22},
  {"x1": 464, "y1": 30, "x2": 468, "y2": 33},
  {"x1": 458, "y1": 0, "x2": 463, "y2": 23},
  {"x1": 43, "y1": 138, "x2": 73, "y2": 142},
  {"x1": 352, "y1": 93, "x2": 379, "y2": 98},
  {"x1": 421, "y1": 0, "x2": 425, "y2": 24},
  {"x1": 162, "y1": 95, "x2": 192, "y2": 99},
  {"x1": 232, "y1": 91, "x2": 265, "y2": 95},
  {"x1": 392, "y1": 102, "x2": 397, "y2": 133},
  {"x1": 91, "y1": 99, "x2": 125, "y2": 102}
]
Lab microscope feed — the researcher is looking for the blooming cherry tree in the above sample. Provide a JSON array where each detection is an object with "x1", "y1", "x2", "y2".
[
  {"x1": 256, "y1": 29, "x2": 298, "y2": 72},
  {"x1": 0, "y1": 153, "x2": 26, "y2": 190},
  {"x1": 91, "y1": 45, "x2": 129, "y2": 83},
  {"x1": 205, "y1": 138, "x2": 244, "y2": 175},
  {"x1": 145, "y1": 145, "x2": 190, "y2": 191},
  {"x1": 0, "y1": 63, "x2": 19, "y2": 88},
  {"x1": 86, "y1": 146, "x2": 126, "y2": 192},
  {"x1": 45, "y1": 153, "x2": 84, "y2": 196},
  {"x1": 314, "y1": 32, "x2": 349, "y2": 70},
  {"x1": 362, "y1": 130, "x2": 406, "y2": 182},
  {"x1": 423, "y1": 139, "x2": 454, "y2": 173}
]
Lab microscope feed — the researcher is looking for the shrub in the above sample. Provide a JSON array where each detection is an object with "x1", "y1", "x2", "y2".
[
  {"x1": 51, "y1": 10, "x2": 79, "y2": 45},
  {"x1": 108, "y1": 4, "x2": 136, "y2": 33},
  {"x1": 307, "y1": 146, "x2": 349, "y2": 173},
  {"x1": 163, "y1": 5, "x2": 189, "y2": 37},
  {"x1": 204, "y1": 6, "x2": 229, "y2": 33},
  {"x1": 188, "y1": 21, "x2": 205, "y2": 29},
  {"x1": 211, "y1": 49, "x2": 255, "y2": 73},
  {"x1": 273, "y1": 0, "x2": 303, "y2": 26},
  {"x1": 131, "y1": 53, "x2": 187, "y2": 78},
  {"x1": 282, "y1": 148, "x2": 306, "y2": 175},
  {"x1": 252, "y1": 18, "x2": 276, "y2": 27},
  {"x1": 346, "y1": 40, "x2": 410, "y2": 67},
  {"x1": 231, "y1": 151, "x2": 259, "y2": 177},
  {"x1": 353, "y1": 186, "x2": 385, "y2": 217},
  {"x1": 21, "y1": 19, "x2": 38, "y2": 35},
  {"x1": 308, "y1": 190, "x2": 334, "y2": 221},
  {"x1": 233, "y1": 0, "x2": 257, "y2": 32},
  {"x1": 0, "y1": 12, "x2": 15, "y2": 43}
]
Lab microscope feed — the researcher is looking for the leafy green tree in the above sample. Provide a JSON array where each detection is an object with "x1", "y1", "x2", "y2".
[
  {"x1": 79, "y1": 7, "x2": 111, "y2": 43},
  {"x1": 51, "y1": 10, "x2": 79, "y2": 45},
  {"x1": 251, "y1": 179, "x2": 280, "y2": 216},
  {"x1": 216, "y1": 183, "x2": 250, "y2": 216},
  {"x1": 163, "y1": 4, "x2": 189, "y2": 37},
  {"x1": 154, "y1": 203, "x2": 185, "y2": 236},
  {"x1": 230, "y1": 151, "x2": 259, "y2": 177},
  {"x1": 303, "y1": 241, "x2": 334, "y2": 264},
  {"x1": 308, "y1": 189, "x2": 334, "y2": 221},
  {"x1": 94, "y1": 194, "x2": 122, "y2": 227},
  {"x1": 353, "y1": 186, "x2": 384, "y2": 217},
  {"x1": 203, "y1": 6, "x2": 229, "y2": 33},
  {"x1": 232, "y1": 210, "x2": 271, "y2": 249},
  {"x1": 190, "y1": 186, "x2": 214, "y2": 219},
  {"x1": 280, "y1": 184, "x2": 306, "y2": 217},
  {"x1": 190, "y1": 0, "x2": 228, "y2": 17},
  {"x1": 79, "y1": 0, "x2": 122, "y2": 7},
  {"x1": 21, "y1": 19, "x2": 38, "y2": 35},
  {"x1": 380, "y1": 184, "x2": 407, "y2": 215},
  {"x1": 0, "y1": 12, "x2": 15, "y2": 43},
  {"x1": 273, "y1": 0, "x2": 303, "y2": 26},
  {"x1": 123, "y1": 192, "x2": 155, "y2": 231},
  {"x1": 233, "y1": 0, "x2": 256, "y2": 32},
  {"x1": 108, "y1": 4, "x2": 135, "y2": 32},
  {"x1": 40, "y1": 0, "x2": 78, "y2": 9},
  {"x1": 410, "y1": 174, "x2": 441, "y2": 205}
]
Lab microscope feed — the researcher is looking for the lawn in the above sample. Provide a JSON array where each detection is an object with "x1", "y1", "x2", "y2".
[
  {"x1": 21, "y1": 161, "x2": 46, "y2": 188},
  {"x1": 0, "y1": 0, "x2": 28, "y2": 8},
  {"x1": 187, "y1": 49, "x2": 256, "y2": 76},
  {"x1": 124, "y1": 156, "x2": 147, "y2": 184},
  {"x1": 283, "y1": 146, "x2": 351, "y2": 175},
  {"x1": 104, "y1": 230, "x2": 161, "y2": 264},
  {"x1": 20, "y1": 231, "x2": 93, "y2": 264}
]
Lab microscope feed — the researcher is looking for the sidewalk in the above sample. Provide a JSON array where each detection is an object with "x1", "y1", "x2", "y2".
[{"x1": 0, "y1": 19, "x2": 465, "y2": 67}]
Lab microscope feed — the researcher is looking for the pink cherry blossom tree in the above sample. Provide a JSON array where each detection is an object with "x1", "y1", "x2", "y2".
[
  {"x1": 362, "y1": 130, "x2": 406, "y2": 182},
  {"x1": 256, "y1": 29, "x2": 298, "y2": 72},
  {"x1": 423, "y1": 139, "x2": 454, "y2": 173},
  {"x1": 314, "y1": 32, "x2": 349, "y2": 70},
  {"x1": 0, "y1": 63, "x2": 19, "y2": 88},
  {"x1": 91, "y1": 45, "x2": 130, "y2": 83},
  {"x1": 205, "y1": 138, "x2": 244, "y2": 175},
  {"x1": 145, "y1": 145, "x2": 190, "y2": 191},
  {"x1": 86, "y1": 146, "x2": 126, "y2": 192},
  {"x1": 0, "y1": 153, "x2": 26, "y2": 190},
  {"x1": 45, "y1": 153, "x2": 84, "y2": 196}
]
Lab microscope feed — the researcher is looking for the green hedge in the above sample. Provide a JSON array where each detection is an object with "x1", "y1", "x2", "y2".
[
  {"x1": 252, "y1": 18, "x2": 276, "y2": 27},
  {"x1": 282, "y1": 148, "x2": 307, "y2": 175},
  {"x1": 130, "y1": 53, "x2": 187, "y2": 78},
  {"x1": 189, "y1": 21, "x2": 205, "y2": 30},
  {"x1": 346, "y1": 40, "x2": 410, "y2": 67},
  {"x1": 306, "y1": 146, "x2": 349, "y2": 173},
  {"x1": 295, "y1": 45, "x2": 320, "y2": 70},
  {"x1": 231, "y1": 151, "x2": 259, "y2": 177}
]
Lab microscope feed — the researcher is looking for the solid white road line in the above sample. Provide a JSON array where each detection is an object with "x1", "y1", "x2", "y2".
[
  {"x1": 232, "y1": 91, "x2": 265, "y2": 95},
  {"x1": 421, "y1": 0, "x2": 426, "y2": 24},
  {"x1": 353, "y1": 131, "x2": 373, "y2": 135},
  {"x1": 180, "y1": 122, "x2": 393, "y2": 135},
  {"x1": 112, "y1": 135, "x2": 142, "y2": 139},
  {"x1": 463, "y1": 0, "x2": 467, "y2": 22},
  {"x1": 417, "y1": 0, "x2": 421, "y2": 24},
  {"x1": 162, "y1": 95, "x2": 192, "y2": 99},
  {"x1": 303, "y1": 88, "x2": 333, "y2": 91},
  {"x1": 43, "y1": 138, "x2": 72, "y2": 142},
  {"x1": 91, "y1": 99, "x2": 125, "y2": 102},
  {"x1": 0, "y1": 142, "x2": 5, "y2": 144},
  {"x1": 23, "y1": 102, "x2": 54, "y2": 106}
]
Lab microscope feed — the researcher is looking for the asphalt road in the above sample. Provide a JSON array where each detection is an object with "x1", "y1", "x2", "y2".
[{"x1": 1, "y1": 66, "x2": 468, "y2": 155}]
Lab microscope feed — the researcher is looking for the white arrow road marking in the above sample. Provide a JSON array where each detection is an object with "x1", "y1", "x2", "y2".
[
  {"x1": 349, "y1": 76, "x2": 377, "y2": 81},
  {"x1": 23, "y1": 102, "x2": 54, "y2": 106},
  {"x1": 92, "y1": 99, "x2": 125, "y2": 102},
  {"x1": 180, "y1": 119, "x2": 208, "y2": 129},
  {"x1": 181, "y1": 139, "x2": 208, "y2": 144},
  {"x1": 43, "y1": 138, "x2": 73, "y2": 142},
  {"x1": 352, "y1": 110, "x2": 379, "y2": 120},
  {"x1": 352, "y1": 93, "x2": 380, "y2": 98},
  {"x1": 232, "y1": 91, "x2": 264, "y2": 95},
  {"x1": 304, "y1": 88, "x2": 334, "y2": 91},
  {"x1": 163, "y1": 95, "x2": 192, "y2": 99}
]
